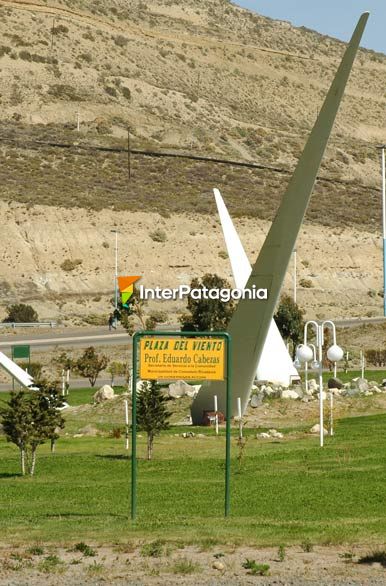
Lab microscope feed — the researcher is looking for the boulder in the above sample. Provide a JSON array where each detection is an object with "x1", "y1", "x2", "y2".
[
  {"x1": 268, "y1": 428, "x2": 284, "y2": 439},
  {"x1": 181, "y1": 432, "x2": 195, "y2": 438},
  {"x1": 352, "y1": 377, "x2": 369, "y2": 393},
  {"x1": 93, "y1": 384, "x2": 115, "y2": 403},
  {"x1": 250, "y1": 393, "x2": 263, "y2": 408},
  {"x1": 310, "y1": 424, "x2": 328, "y2": 436},
  {"x1": 169, "y1": 380, "x2": 199, "y2": 399},
  {"x1": 77, "y1": 424, "x2": 98, "y2": 437},
  {"x1": 382, "y1": 379, "x2": 386, "y2": 388},
  {"x1": 308, "y1": 379, "x2": 318, "y2": 393},
  {"x1": 264, "y1": 385, "x2": 276, "y2": 397},
  {"x1": 317, "y1": 391, "x2": 327, "y2": 400},
  {"x1": 347, "y1": 388, "x2": 361, "y2": 397},
  {"x1": 257, "y1": 432, "x2": 271, "y2": 439},
  {"x1": 281, "y1": 389, "x2": 300, "y2": 400},
  {"x1": 328, "y1": 377, "x2": 343, "y2": 389}
]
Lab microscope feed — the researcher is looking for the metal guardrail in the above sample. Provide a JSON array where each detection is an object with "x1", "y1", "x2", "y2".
[{"x1": 0, "y1": 322, "x2": 57, "y2": 329}]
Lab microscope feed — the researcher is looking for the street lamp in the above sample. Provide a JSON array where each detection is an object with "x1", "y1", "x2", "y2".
[
  {"x1": 296, "y1": 320, "x2": 343, "y2": 446},
  {"x1": 376, "y1": 145, "x2": 386, "y2": 317},
  {"x1": 293, "y1": 248, "x2": 297, "y2": 304},
  {"x1": 110, "y1": 229, "x2": 119, "y2": 326}
]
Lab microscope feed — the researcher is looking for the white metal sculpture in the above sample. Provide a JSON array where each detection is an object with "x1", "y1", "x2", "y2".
[
  {"x1": 214, "y1": 188, "x2": 298, "y2": 386},
  {"x1": 0, "y1": 351, "x2": 38, "y2": 390}
]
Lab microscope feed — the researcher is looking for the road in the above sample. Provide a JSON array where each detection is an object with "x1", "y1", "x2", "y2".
[
  {"x1": 0, "y1": 316, "x2": 384, "y2": 352},
  {"x1": 0, "y1": 327, "x2": 133, "y2": 351}
]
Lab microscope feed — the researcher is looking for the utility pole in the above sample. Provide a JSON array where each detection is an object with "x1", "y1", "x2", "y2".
[
  {"x1": 110, "y1": 229, "x2": 119, "y2": 326},
  {"x1": 51, "y1": 18, "x2": 56, "y2": 52},
  {"x1": 293, "y1": 248, "x2": 297, "y2": 304},
  {"x1": 376, "y1": 145, "x2": 386, "y2": 316},
  {"x1": 127, "y1": 126, "x2": 131, "y2": 181}
]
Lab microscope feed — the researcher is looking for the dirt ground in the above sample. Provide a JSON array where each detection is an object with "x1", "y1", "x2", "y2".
[{"x1": 0, "y1": 544, "x2": 385, "y2": 585}]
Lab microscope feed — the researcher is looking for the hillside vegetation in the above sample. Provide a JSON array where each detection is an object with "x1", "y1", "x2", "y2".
[{"x1": 0, "y1": 0, "x2": 384, "y2": 229}]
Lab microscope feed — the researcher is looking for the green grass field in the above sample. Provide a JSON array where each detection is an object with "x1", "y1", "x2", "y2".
[{"x1": 1, "y1": 406, "x2": 386, "y2": 547}]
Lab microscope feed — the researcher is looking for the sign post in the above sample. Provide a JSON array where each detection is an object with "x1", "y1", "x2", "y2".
[{"x1": 131, "y1": 331, "x2": 232, "y2": 521}]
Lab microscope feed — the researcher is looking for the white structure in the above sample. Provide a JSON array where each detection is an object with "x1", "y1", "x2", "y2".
[
  {"x1": 0, "y1": 351, "x2": 38, "y2": 390},
  {"x1": 214, "y1": 188, "x2": 299, "y2": 386}
]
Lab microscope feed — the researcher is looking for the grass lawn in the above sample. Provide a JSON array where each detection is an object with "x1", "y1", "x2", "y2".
[{"x1": 1, "y1": 411, "x2": 386, "y2": 547}]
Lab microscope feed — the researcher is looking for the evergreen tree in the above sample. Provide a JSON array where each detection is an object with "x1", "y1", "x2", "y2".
[
  {"x1": 274, "y1": 294, "x2": 305, "y2": 359},
  {"x1": 137, "y1": 381, "x2": 170, "y2": 460},
  {"x1": 0, "y1": 384, "x2": 65, "y2": 476}
]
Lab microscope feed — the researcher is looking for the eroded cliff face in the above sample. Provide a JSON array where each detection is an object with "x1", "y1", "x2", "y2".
[{"x1": 0, "y1": 201, "x2": 382, "y2": 322}]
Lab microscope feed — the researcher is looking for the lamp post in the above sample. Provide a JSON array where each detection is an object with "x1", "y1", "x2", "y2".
[
  {"x1": 377, "y1": 145, "x2": 386, "y2": 316},
  {"x1": 296, "y1": 320, "x2": 343, "y2": 447},
  {"x1": 111, "y1": 229, "x2": 119, "y2": 326},
  {"x1": 293, "y1": 248, "x2": 297, "y2": 304}
]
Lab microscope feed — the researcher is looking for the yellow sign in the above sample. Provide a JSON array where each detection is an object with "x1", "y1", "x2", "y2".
[{"x1": 139, "y1": 337, "x2": 225, "y2": 381}]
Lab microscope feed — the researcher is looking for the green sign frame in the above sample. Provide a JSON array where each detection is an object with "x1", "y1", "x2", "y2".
[
  {"x1": 131, "y1": 330, "x2": 232, "y2": 521},
  {"x1": 12, "y1": 345, "x2": 30, "y2": 360}
]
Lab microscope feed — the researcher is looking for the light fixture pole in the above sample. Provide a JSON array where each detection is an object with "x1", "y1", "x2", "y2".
[
  {"x1": 296, "y1": 320, "x2": 343, "y2": 447},
  {"x1": 377, "y1": 145, "x2": 386, "y2": 316},
  {"x1": 293, "y1": 248, "x2": 297, "y2": 304},
  {"x1": 111, "y1": 229, "x2": 119, "y2": 326}
]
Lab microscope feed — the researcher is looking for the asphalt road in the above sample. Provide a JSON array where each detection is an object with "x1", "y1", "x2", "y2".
[
  {"x1": 0, "y1": 327, "x2": 132, "y2": 350},
  {"x1": 0, "y1": 316, "x2": 384, "y2": 352}
]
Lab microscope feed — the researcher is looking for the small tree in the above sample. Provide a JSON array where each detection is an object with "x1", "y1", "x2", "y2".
[
  {"x1": 107, "y1": 361, "x2": 127, "y2": 386},
  {"x1": 179, "y1": 273, "x2": 235, "y2": 331},
  {"x1": 137, "y1": 380, "x2": 170, "y2": 460},
  {"x1": 3, "y1": 303, "x2": 38, "y2": 323},
  {"x1": 74, "y1": 347, "x2": 108, "y2": 387},
  {"x1": 274, "y1": 294, "x2": 305, "y2": 359},
  {"x1": 0, "y1": 384, "x2": 65, "y2": 476},
  {"x1": 117, "y1": 289, "x2": 147, "y2": 335}
]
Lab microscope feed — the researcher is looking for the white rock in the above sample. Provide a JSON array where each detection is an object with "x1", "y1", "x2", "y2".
[
  {"x1": 250, "y1": 394, "x2": 262, "y2": 408},
  {"x1": 281, "y1": 390, "x2": 300, "y2": 400},
  {"x1": 310, "y1": 424, "x2": 328, "y2": 435},
  {"x1": 93, "y1": 385, "x2": 115, "y2": 403},
  {"x1": 308, "y1": 379, "x2": 318, "y2": 392},
  {"x1": 317, "y1": 392, "x2": 327, "y2": 400},
  {"x1": 269, "y1": 429, "x2": 284, "y2": 439},
  {"x1": 169, "y1": 380, "x2": 198, "y2": 398},
  {"x1": 213, "y1": 561, "x2": 225, "y2": 571},
  {"x1": 257, "y1": 432, "x2": 271, "y2": 439}
]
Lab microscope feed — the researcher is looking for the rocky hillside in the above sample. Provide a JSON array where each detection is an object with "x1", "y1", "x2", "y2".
[{"x1": 0, "y1": 0, "x2": 384, "y2": 320}]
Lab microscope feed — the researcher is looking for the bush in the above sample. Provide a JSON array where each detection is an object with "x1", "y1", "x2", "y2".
[
  {"x1": 149, "y1": 229, "x2": 167, "y2": 243},
  {"x1": 114, "y1": 35, "x2": 128, "y2": 47},
  {"x1": 299, "y1": 278, "x2": 313, "y2": 288},
  {"x1": 3, "y1": 303, "x2": 38, "y2": 323},
  {"x1": 52, "y1": 24, "x2": 69, "y2": 35},
  {"x1": 60, "y1": 259, "x2": 82, "y2": 272}
]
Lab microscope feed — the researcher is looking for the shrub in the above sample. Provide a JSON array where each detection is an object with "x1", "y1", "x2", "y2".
[
  {"x1": 52, "y1": 24, "x2": 69, "y2": 35},
  {"x1": 301, "y1": 539, "x2": 314, "y2": 553},
  {"x1": 141, "y1": 540, "x2": 165, "y2": 558},
  {"x1": 73, "y1": 542, "x2": 96, "y2": 557},
  {"x1": 299, "y1": 278, "x2": 313, "y2": 288},
  {"x1": 149, "y1": 229, "x2": 167, "y2": 243},
  {"x1": 121, "y1": 86, "x2": 131, "y2": 100},
  {"x1": 105, "y1": 86, "x2": 118, "y2": 97},
  {"x1": 114, "y1": 35, "x2": 128, "y2": 47},
  {"x1": 60, "y1": 259, "x2": 82, "y2": 272},
  {"x1": 3, "y1": 303, "x2": 38, "y2": 323},
  {"x1": 242, "y1": 559, "x2": 270, "y2": 576}
]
